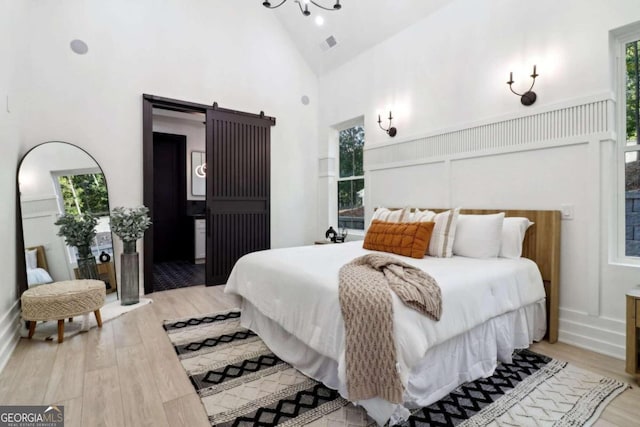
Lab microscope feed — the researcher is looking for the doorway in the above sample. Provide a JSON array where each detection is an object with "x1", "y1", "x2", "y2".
[
  {"x1": 151, "y1": 132, "x2": 205, "y2": 291},
  {"x1": 142, "y1": 94, "x2": 275, "y2": 294},
  {"x1": 153, "y1": 132, "x2": 187, "y2": 263}
]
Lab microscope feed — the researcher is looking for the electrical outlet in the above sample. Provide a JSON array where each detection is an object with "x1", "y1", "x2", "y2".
[{"x1": 560, "y1": 204, "x2": 574, "y2": 220}]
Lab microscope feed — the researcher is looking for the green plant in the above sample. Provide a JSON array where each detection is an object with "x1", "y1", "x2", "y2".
[
  {"x1": 110, "y1": 206, "x2": 152, "y2": 243},
  {"x1": 58, "y1": 173, "x2": 109, "y2": 216},
  {"x1": 54, "y1": 213, "x2": 98, "y2": 249}
]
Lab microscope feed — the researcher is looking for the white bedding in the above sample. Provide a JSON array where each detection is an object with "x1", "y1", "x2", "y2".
[
  {"x1": 242, "y1": 298, "x2": 546, "y2": 425},
  {"x1": 224, "y1": 241, "x2": 546, "y2": 422}
]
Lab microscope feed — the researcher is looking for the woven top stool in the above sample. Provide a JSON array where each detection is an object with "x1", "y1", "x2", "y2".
[{"x1": 21, "y1": 279, "x2": 106, "y2": 343}]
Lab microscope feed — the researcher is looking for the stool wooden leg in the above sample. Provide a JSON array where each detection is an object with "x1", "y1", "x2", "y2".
[
  {"x1": 57, "y1": 319, "x2": 64, "y2": 343},
  {"x1": 28, "y1": 321, "x2": 36, "y2": 339},
  {"x1": 94, "y1": 310, "x2": 103, "y2": 328}
]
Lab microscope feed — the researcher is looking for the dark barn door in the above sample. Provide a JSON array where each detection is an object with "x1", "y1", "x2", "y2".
[{"x1": 205, "y1": 107, "x2": 275, "y2": 285}]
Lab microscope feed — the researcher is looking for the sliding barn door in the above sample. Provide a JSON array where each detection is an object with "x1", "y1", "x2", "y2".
[{"x1": 205, "y1": 107, "x2": 275, "y2": 285}]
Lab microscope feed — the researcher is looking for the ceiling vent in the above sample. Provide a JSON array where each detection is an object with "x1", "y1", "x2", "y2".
[{"x1": 320, "y1": 35, "x2": 338, "y2": 52}]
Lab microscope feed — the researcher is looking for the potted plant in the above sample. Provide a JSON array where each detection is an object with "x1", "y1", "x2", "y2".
[
  {"x1": 110, "y1": 206, "x2": 152, "y2": 305},
  {"x1": 54, "y1": 213, "x2": 99, "y2": 280}
]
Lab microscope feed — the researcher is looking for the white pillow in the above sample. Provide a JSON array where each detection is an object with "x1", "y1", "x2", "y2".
[
  {"x1": 500, "y1": 217, "x2": 534, "y2": 259},
  {"x1": 25, "y1": 249, "x2": 38, "y2": 270},
  {"x1": 412, "y1": 209, "x2": 436, "y2": 223},
  {"x1": 427, "y1": 208, "x2": 460, "y2": 258},
  {"x1": 371, "y1": 207, "x2": 411, "y2": 224},
  {"x1": 27, "y1": 268, "x2": 53, "y2": 286},
  {"x1": 453, "y1": 213, "x2": 505, "y2": 258}
]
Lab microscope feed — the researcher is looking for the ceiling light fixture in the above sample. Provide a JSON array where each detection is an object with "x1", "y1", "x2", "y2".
[{"x1": 262, "y1": 0, "x2": 341, "y2": 17}]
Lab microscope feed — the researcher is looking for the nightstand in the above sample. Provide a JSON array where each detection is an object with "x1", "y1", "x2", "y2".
[{"x1": 626, "y1": 286, "x2": 640, "y2": 384}]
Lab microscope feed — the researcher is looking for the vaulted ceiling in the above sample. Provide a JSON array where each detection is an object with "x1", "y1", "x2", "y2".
[{"x1": 267, "y1": 0, "x2": 454, "y2": 75}]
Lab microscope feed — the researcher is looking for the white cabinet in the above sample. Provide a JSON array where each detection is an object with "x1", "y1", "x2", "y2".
[{"x1": 194, "y1": 219, "x2": 206, "y2": 263}]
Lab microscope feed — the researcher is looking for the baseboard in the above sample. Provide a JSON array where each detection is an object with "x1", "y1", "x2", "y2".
[
  {"x1": 0, "y1": 300, "x2": 21, "y2": 374},
  {"x1": 558, "y1": 308, "x2": 626, "y2": 360}
]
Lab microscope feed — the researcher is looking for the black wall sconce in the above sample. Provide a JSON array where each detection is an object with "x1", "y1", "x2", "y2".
[
  {"x1": 507, "y1": 65, "x2": 539, "y2": 106},
  {"x1": 378, "y1": 111, "x2": 397, "y2": 137}
]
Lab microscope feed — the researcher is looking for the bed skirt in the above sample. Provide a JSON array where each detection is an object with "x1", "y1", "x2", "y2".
[{"x1": 240, "y1": 298, "x2": 547, "y2": 426}]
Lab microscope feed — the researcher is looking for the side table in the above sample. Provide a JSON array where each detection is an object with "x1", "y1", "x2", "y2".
[{"x1": 626, "y1": 286, "x2": 640, "y2": 384}]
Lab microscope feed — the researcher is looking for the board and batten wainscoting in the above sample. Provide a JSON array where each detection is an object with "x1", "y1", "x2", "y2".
[{"x1": 320, "y1": 93, "x2": 631, "y2": 359}]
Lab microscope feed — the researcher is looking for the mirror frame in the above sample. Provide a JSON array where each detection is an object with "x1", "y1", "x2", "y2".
[{"x1": 15, "y1": 141, "x2": 115, "y2": 299}]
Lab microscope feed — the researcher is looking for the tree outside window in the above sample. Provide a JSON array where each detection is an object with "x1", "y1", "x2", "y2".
[
  {"x1": 57, "y1": 173, "x2": 113, "y2": 259},
  {"x1": 337, "y1": 126, "x2": 365, "y2": 230},
  {"x1": 58, "y1": 174, "x2": 109, "y2": 216},
  {"x1": 624, "y1": 40, "x2": 640, "y2": 256}
]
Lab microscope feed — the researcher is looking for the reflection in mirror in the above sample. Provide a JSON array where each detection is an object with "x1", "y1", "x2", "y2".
[
  {"x1": 192, "y1": 151, "x2": 206, "y2": 196},
  {"x1": 18, "y1": 142, "x2": 117, "y2": 297}
]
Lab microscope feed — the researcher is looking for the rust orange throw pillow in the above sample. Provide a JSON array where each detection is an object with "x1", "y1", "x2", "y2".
[{"x1": 363, "y1": 220, "x2": 435, "y2": 259}]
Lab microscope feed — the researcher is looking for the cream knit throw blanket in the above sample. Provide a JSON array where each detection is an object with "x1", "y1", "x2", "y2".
[{"x1": 338, "y1": 253, "x2": 442, "y2": 404}]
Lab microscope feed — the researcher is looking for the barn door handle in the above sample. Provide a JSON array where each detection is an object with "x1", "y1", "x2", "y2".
[{"x1": 206, "y1": 207, "x2": 211, "y2": 237}]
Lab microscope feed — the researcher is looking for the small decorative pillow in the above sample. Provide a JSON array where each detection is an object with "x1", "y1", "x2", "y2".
[
  {"x1": 427, "y1": 208, "x2": 460, "y2": 258},
  {"x1": 500, "y1": 217, "x2": 534, "y2": 259},
  {"x1": 25, "y1": 249, "x2": 38, "y2": 270},
  {"x1": 363, "y1": 220, "x2": 435, "y2": 259},
  {"x1": 371, "y1": 207, "x2": 411, "y2": 224},
  {"x1": 453, "y1": 213, "x2": 505, "y2": 258}
]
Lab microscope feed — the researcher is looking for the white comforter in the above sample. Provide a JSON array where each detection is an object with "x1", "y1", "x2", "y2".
[{"x1": 225, "y1": 241, "x2": 545, "y2": 393}]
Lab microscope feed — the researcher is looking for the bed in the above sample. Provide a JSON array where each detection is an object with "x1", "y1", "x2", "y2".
[
  {"x1": 224, "y1": 209, "x2": 561, "y2": 425},
  {"x1": 25, "y1": 245, "x2": 54, "y2": 286}
]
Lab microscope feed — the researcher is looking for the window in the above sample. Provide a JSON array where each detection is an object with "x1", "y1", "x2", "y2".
[
  {"x1": 623, "y1": 39, "x2": 640, "y2": 257},
  {"x1": 55, "y1": 172, "x2": 113, "y2": 260},
  {"x1": 58, "y1": 173, "x2": 109, "y2": 216},
  {"x1": 337, "y1": 125, "x2": 365, "y2": 230}
]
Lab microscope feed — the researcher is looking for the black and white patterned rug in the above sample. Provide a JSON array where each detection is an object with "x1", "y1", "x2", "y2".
[{"x1": 163, "y1": 310, "x2": 628, "y2": 426}]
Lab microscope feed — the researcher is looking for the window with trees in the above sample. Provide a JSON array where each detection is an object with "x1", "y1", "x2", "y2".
[
  {"x1": 58, "y1": 173, "x2": 109, "y2": 216},
  {"x1": 56, "y1": 172, "x2": 113, "y2": 259},
  {"x1": 337, "y1": 125, "x2": 365, "y2": 230},
  {"x1": 624, "y1": 39, "x2": 640, "y2": 257}
]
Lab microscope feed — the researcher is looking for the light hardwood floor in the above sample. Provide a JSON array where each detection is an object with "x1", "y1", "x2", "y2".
[{"x1": 0, "y1": 285, "x2": 637, "y2": 427}]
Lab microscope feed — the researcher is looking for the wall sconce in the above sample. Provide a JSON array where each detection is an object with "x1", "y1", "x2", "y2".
[
  {"x1": 195, "y1": 162, "x2": 207, "y2": 178},
  {"x1": 192, "y1": 151, "x2": 206, "y2": 196},
  {"x1": 507, "y1": 65, "x2": 539, "y2": 106},
  {"x1": 378, "y1": 111, "x2": 397, "y2": 137}
]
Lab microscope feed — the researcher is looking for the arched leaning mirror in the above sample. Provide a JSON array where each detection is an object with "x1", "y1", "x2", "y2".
[{"x1": 17, "y1": 142, "x2": 117, "y2": 300}]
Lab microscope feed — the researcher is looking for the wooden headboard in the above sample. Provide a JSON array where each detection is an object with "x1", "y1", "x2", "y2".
[
  {"x1": 26, "y1": 245, "x2": 49, "y2": 271},
  {"x1": 384, "y1": 208, "x2": 561, "y2": 343}
]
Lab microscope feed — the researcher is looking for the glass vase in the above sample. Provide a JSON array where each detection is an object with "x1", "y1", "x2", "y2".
[
  {"x1": 76, "y1": 245, "x2": 99, "y2": 280},
  {"x1": 123, "y1": 240, "x2": 137, "y2": 254}
]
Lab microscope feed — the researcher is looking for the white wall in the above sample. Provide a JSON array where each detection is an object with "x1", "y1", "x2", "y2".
[
  {"x1": 0, "y1": 0, "x2": 319, "y2": 371},
  {"x1": 152, "y1": 114, "x2": 206, "y2": 201},
  {"x1": 19, "y1": 142, "x2": 100, "y2": 199},
  {"x1": 318, "y1": 0, "x2": 640, "y2": 359},
  {"x1": 320, "y1": 0, "x2": 640, "y2": 144},
  {"x1": 14, "y1": 0, "x2": 319, "y2": 256},
  {"x1": 0, "y1": 0, "x2": 29, "y2": 372}
]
